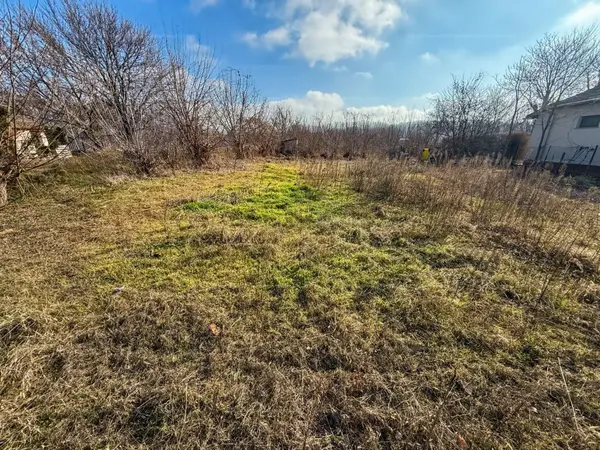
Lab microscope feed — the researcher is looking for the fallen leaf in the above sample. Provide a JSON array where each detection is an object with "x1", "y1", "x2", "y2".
[
  {"x1": 208, "y1": 323, "x2": 221, "y2": 336},
  {"x1": 112, "y1": 286, "x2": 125, "y2": 295},
  {"x1": 457, "y1": 433, "x2": 467, "y2": 450}
]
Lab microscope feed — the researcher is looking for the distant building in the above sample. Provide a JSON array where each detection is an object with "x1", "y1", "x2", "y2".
[
  {"x1": 4, "y1": 117, "x2": 71, "y2": 159},
  {"x1": 527, "y1": 85, "x2": 600, "y2": 171},
  {"x1": 10, "y1": 117, "x2": 50, "y2": 155},
  {"x1": 279, "y1": 138, "x2": 298, "y2": 156}
]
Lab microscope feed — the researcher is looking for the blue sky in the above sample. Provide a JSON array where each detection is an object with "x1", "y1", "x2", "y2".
[{"x1": 112, "y1": 0, "x2": 600, "y2": 119}]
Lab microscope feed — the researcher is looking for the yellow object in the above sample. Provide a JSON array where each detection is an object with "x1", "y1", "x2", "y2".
[{"x1": 421, "y1": 147, "x2": 430, "y2": 162}]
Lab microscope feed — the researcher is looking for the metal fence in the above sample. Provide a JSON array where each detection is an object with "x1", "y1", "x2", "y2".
[{"x1": 534, "y1": 145, "x2": 600, "y2": 166}]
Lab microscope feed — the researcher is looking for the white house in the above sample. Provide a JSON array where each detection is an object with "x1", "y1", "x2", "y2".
[
  {"x1": 527, "y1": 85, "x2": 600, "y2": 170},
  {"x1": 13, "y1": 118, "x2": 50, "y2": 155},
  {"x1": 8, "y1": 117, "x2": 71, "y2": 159}
]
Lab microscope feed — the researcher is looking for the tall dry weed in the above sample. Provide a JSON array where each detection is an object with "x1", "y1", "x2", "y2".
[{"x1": 303, "y1": 157, "x2": 600, "y2": 272}]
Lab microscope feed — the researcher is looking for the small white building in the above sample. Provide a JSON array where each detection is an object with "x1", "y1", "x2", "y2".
[
  {"x1": 527, "y1": 86, "x2": 600, "y2": 169},
  {"x1": 9, "y1": 118, "x2": 71, "y2": 159},
  {"x1": 14, "y1": 120, "x2": 50, "y2": 155}
]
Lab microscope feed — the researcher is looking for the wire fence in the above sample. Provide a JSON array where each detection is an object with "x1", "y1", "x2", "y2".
[{"x1": 534, "y1": 145, "x2": 600, "y2": 166}]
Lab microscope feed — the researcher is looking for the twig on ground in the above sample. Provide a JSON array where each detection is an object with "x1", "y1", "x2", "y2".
[{"x1": 558, "y1": 358, "x2": 581, "y2": 435}]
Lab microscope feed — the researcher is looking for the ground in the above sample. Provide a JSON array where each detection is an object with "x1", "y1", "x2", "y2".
[{"x1": 0, "y1": 161, "x2": 599, "y2": 449}]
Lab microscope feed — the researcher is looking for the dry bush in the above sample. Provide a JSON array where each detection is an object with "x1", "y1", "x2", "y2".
[
  {"x1": 19, "y1": 148, "x2": 137, "y2": 190},
  {"x1": 162, "y1": 36, "x2": 218, "y2": 167},
  {"x1": 430, "y1": 74, "x2": 511, "y2": 159},
  {"x1": 505, "y1": 132, "x2": 530, "y2": 160},
  {"x1": 272, "y1": 113, "x2": 432, "y2": 160}
]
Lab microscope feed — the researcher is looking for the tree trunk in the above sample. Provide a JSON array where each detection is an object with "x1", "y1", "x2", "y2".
[
  {"x1": 0, "y1": 179, "x2": 7, "y2": 207},
  {"x1": 535, "y1": 110, "x2": 555, "y2": 162}
]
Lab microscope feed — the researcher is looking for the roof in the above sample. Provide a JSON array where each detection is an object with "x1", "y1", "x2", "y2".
[
  {"x1": 527, "y1": 85, "x2": 600, "y2": 119},
  {"x1": 13, "y1": 117, "x2": 37, "y2": 130},
  {"x1": 554, "y1": 85, "x2": 600, "y2": 108},
  {"x1": 1, "y1": 116, "x2": 45, "y2": 132}
]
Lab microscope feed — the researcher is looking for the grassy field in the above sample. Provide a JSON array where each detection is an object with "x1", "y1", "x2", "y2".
[{"x1": 1, "y1": 160, "x2": 600, "y2": 449}]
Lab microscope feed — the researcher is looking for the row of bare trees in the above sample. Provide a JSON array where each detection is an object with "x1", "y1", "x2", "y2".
[
  {"x1": 431, "y1": 27, "x2": 600, "y2": 159},
  {"x1": 261, "y1": 26, "x2": 600, "y2": 162},
  {"x1": 0, "y1": 0, "x2": 273, "y2": 204},
  {"x1": 2, "y1": 0, "x2": 600, "y2": 205},
  {"x1": 286, "y1": 27, "x2": 600, "y2": 162},
  {"x1": 263, "y1": 111, "x2": 432, "y2": 160}
]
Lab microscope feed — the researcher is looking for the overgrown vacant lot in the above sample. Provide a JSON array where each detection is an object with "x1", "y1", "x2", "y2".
[{"x1": 1, "y1": 161, "x2": 600, "y2": 449}]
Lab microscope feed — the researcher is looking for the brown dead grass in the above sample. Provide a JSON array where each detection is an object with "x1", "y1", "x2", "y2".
[{"x1": 1, "y1": 157, "x2": 599, "y2": 449}]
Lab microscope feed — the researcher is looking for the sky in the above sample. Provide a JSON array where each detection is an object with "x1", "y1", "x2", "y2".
[{"x1": 109, "y1": 0, "x2": 600, "y2": 120}]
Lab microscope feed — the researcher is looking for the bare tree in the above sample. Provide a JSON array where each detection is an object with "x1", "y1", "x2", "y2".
[
  {"x1": 248, "y1": 108, "x2": 279, "y2": 156},
  {"x1": 431, "y1": 73, "x2": 511, "y2": 158},
  {"x1": 213, "y1": 68, "x2": 266, "y2": 159},
  {"x1": 499, "y1": 58, "x2": 530, "y2": 136},
  {"x1": 268, "y1": 105, "x2": 298, "y2": 155},
  {"x1": 30, "y1": 0, "x2": 165, "y2": 172},
  {"x1": 0, "y1": 0, "x2": 59, "y2": 206},
  {"x1": 271, "y1": 105, "x2": 294, "y2": 140},
  {"x1": 162, "y1": 36, "x2": 217, "y2": 166},
  {"x1": 519, "y1": 28, "x2": 600, "y2": 160}
]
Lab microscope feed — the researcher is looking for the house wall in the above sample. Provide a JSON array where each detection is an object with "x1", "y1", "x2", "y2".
[
  {"x1": 15, "y1": 130, "x2": 50, "y2": 155},
  {"x1": 54, "y1": 145, "x2": 72, "y2": 159},
  {"x1": 527, "y1": 102, "x2": 600, "y2": 166}
]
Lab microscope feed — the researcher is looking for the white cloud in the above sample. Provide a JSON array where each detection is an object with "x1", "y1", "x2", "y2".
[
  {"x1": 242, "y1": 26, "x2": 292, "y2": 49},
  {"x1": 346, "y1": 105, "x2": 426, "y2": 122},
  {"x1": 355, "y1": 71, "x2": 374, "y2": 79},
  {"x1": 271, "y1": 91, "x2": 345, "y2": 117},
  {"x1": 189, "y1": 0, "x2": 219, "y2": 13},
  {"x1": 243, "y1": 0, "x2": 405, "y2": 66},
  {"x1": 296, "y1": 11, "x2": 387, "y2": 66},
  {"x1": 407, "y1": 92, "x2": 436, "y2": 109},
  {"x1": 419, "y1": 52, "x2": 439, "y2": 63},
  {"x1": 241, "y1": 32, "x2": 259, "y2": 46},
  {"x1": 559, "y1": 2, "x2": 600, "y2": 29},
  {"x1": 242, "y1": 0, "x2": 257, "y2": 9},
  {"x1": 269, "y1": 90, "x2": 426, "y2": 122},
  {"x1": 185, "y1": 35, "x2": 210, "y2": 55},
  {"x1": 330, "y1": 65, "x2": 349, "y2": 72}
]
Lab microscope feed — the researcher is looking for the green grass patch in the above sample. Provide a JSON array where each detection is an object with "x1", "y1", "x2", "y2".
[{"x1": 181, "y1": 165, "x2": 350, "y2": 225}]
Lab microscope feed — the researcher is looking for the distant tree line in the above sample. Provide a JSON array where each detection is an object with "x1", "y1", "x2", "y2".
[
  {"x1": 1, "y1": 0, "x2": 599, "y2": 205},
  {"x1": 431, "y1": 27, "x2": 600, "y2": 161}
]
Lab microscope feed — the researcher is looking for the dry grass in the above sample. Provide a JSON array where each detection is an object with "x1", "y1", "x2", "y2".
[{"x1": 1, "y1": 158, "x2": 600, "y2": 449}]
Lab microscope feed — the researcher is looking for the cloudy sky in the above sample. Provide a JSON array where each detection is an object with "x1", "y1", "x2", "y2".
[{"x1": 114, "y1": 0, "x2": 600, "y2": 119}]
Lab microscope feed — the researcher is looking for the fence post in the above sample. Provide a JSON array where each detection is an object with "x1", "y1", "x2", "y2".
[
  {"x1": 586, "y1": 145, "x2": 598, "y2": 173},
  {"x1": 544, "y1": 145, "x2": 552, "y2": 162}
]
